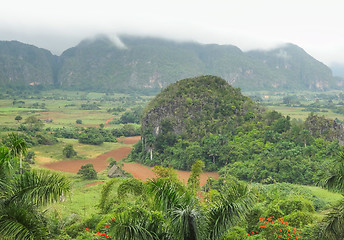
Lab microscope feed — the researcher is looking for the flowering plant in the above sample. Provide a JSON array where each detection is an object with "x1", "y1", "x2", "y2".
[
  {"x1": 76, "y1": 218, "x2": 116, "y2": 239},
  {"x1": 244, "y1": 216, "x2": 302, "y2": 239}
]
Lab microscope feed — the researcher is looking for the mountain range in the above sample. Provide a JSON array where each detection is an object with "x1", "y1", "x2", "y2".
[{"x1": 0, "y1": 35, "x2": 342, "y2": 93}]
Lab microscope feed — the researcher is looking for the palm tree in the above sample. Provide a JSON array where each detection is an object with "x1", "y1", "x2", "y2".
[
  {"x1": 206, "y1": 183, "x2": 255, "y2": 240},
  {"x1": 317, "y1": 152, "x2": 344, "y2": 239},
  {"x1": 147, "y1": 177, "x2": 255, "y2": 240},
  {"x1": 147, "y1": 178, "x2": 204, "y2": 240},
  {"x1": 110, "y1": 206, "x2": 169, "y2": 240},
  {"x1": 103, "y1": 179, "x2": 171, "y2": 240},
  {"x1": 0, "y1": 145, "x2": 70, "y2": 240},
  {"x1": 5, "y1": 133, "x2": 27, "y2": 174},
  {"x1": 317, "y1": 201, "x2": 344, "y2": 240},
  {"x1": 102, "y1": 167, "x2": 255, "y2": 240}
]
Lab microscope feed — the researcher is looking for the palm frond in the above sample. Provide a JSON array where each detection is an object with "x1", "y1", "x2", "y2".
[
  {"x1": 0, "y1": 146, "x2": 15, "y2": 175},
  {"x1": 169, "y1": 201, "x2": 205, "y2": 240},
  {"x1": 109, "y1": 207, "x2": 160, "y2": 240},
  {"x1": 318, "y1": 151, "x2": 344, "y2": 192},
  {"x1": 118, "y1": 178, "x2": 144, "y2": 199},
  {"x1": 146, "y1": 178, "x2": 205, "y2": 240},
  {"x1": 5, "y1": 133, "x2": 27, "y2": 157},
  {"x1": 0, "y1": 203, "x2": 47, "y2": 240},
  {"x1": 146, "y1": 178, "x2": 188, "y2": 212},
  {"x1": 10, "y1": 169, "x2": 70, "y2": 206},
  {"x1": 317, "y1": 199, "x2": 344, "y2": 240},
  {"x1": 207, "y1": 183, "x2": 255, "y2": 240}
]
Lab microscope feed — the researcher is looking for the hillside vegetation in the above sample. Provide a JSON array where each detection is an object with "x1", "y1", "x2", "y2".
[{"x1": 129, "y1": 75, "x2": 344, "y2": 185}]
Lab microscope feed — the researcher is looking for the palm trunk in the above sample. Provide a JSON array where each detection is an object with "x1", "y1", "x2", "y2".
[{"x1": 20, "y1": 152, "x2": 23, "y2": 174}]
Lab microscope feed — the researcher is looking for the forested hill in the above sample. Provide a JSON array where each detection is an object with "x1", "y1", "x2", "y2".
[
  {"x1": 0, "y1": 35, "x2": 343, "y2": 92},
  {"x1": 129, "y1": 75, "x2": 344, "y2": 185}
]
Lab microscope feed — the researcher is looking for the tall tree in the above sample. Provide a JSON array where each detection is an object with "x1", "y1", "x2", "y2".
[
  {"x1": 147, "y1": 177, "x2": 255, "y2": 240},
  {"x1": 187, "y1": 160, "x2": 205, "y2": 193},
  {"x1": 0, "y1": 145, "x2": 70, "y2": 240},
  {"x1": 5, "y1": 133, "x2": 27, "y2": 174},
  {"x1": 317, "y1": 152, "x2": 344, "y2": 239}
]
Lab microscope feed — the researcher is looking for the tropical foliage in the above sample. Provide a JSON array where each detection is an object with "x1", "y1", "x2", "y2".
[
  {"x1": 95, "y1": 170, "x2": 255, "y2": 240},
  {"x1": 316, "y1": 152, "x2": 344, "y2": 240},
  {"x1": 0, "y1": 143, "x2": 70, "y2": 240}
]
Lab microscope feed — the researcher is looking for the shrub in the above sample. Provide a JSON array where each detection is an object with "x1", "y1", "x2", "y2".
[
  {"x1": 77, "y1": 163, "x2": 97, "y2": 180},
  {"x1": 284, "y1": 211, "x2": 314, "y2": 228},
  {"x1": 107, "y1": 157, "x2": 116, "y2": 168},
  {"x1": 63, "y1": 144, "x2": 77, "y2": 158},
  {"x1": 78, "y1": 130, "x2": 104, "y2": 145},
  {"x1": 245, "y1": 216, "x2": 302, "y2": 239},
  {"x1": 15, "y1": 115, "x2": 22, "y2": 122},
  {"x1": 36, "y1": 133, "x2": 57, "y2": 145}
]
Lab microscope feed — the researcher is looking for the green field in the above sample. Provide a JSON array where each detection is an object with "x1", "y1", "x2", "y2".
[
  {"x1": 245, "y1": 90, "x2": 344, "y2": 121},
  {"x1": 0, "y1": 90, "x2": 151, "y2": 129}
]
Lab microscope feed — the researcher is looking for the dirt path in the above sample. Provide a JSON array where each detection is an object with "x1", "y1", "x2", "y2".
[
  {"x1": 41, "y1": 136, "x2": 219, "y2": 185},
  {"x1": 42, "y1": 146, "x2": 132, "y2": 173}
]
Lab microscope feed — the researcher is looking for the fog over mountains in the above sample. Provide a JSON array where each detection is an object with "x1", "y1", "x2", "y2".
[{"x1": 0, "y1": 35, "x2": 343, "y2": 93}]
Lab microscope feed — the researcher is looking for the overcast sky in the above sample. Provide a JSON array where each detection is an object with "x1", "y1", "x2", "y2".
[{"x1": 1, "y1": 0, "x2": 343, "y2": 66}]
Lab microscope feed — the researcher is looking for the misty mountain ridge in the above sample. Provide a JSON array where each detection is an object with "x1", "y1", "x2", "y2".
[
  {"x1": 0, "y1": 35, "x2": 342, "y2": 92},
  {"x1": 330, "y1": 63, "x2": 344, "y2": 78}
]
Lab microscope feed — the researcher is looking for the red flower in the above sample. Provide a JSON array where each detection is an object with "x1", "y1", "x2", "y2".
[
  {"x1": 112, "y1": 218, "x2": 116, "y2": 221},
  {"x1": 102, "y1": 232, "x2": 106, "y2": 236},
  {"x1": 96, "y1": 232, "x2": 101, "y2": 235},
  {"x1": 85, "y1": 228, "x2": 89, "y2": 231}
]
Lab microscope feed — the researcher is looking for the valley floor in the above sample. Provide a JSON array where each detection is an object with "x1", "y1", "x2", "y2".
[{"x1": 40, "y1": 136, "x2": 219, "y2": 185}]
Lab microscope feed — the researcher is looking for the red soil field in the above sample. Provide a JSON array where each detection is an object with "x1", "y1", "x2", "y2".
[
  {"x1": 117, "y1": 136, "x2": 141, "y2": 144},
  {"x1": 41, "y1": 136, "x2": 219, "y2": 185},
  {"x1": 42, "y1": 147, "x2": 132, "y2": 173}
]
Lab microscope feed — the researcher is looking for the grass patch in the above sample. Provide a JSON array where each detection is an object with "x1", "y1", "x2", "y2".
[
  {"x1": 48, "y1": 178, "x2": 106, "y2": 219},
  {"x1": 46, "y1": 171, "x2": 125, "y2": 220},
  {"x1": 32, "y1": 139, "x2": 124, "y2": 163},
  {"x1": 306, "y1": 185, "x2": 343, "y2": 207}
]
